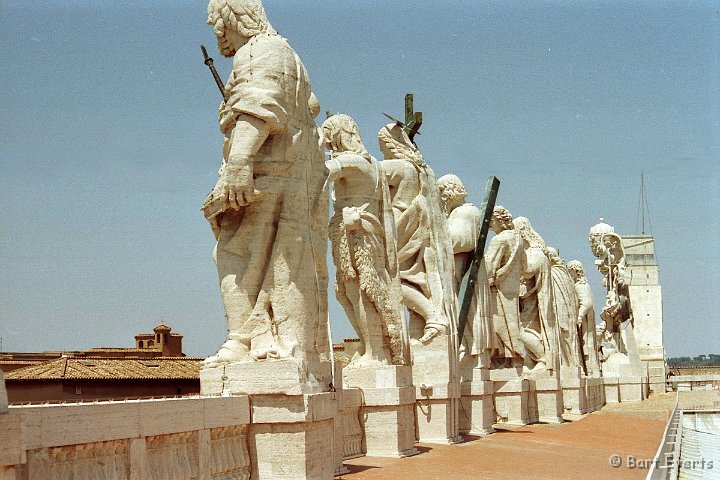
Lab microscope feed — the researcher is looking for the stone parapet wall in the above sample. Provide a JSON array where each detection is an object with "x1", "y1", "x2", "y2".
[{"x1": 0, "y1": 396, "x2": 251, "y2": 480}]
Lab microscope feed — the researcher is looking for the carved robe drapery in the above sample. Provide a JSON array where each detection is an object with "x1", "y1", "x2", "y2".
[
  {"x1": 211, "y1": 33, "x2": 329, "y2": 373},
  {"x1": 550, "y1": 263, "x2": 580, "y2": 369},
  {"x1": 485, "y1": 229, "x2": 526, "y2": 360}
]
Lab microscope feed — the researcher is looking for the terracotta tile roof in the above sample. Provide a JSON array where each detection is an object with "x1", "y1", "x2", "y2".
[{"x1": 5, "y1": 357, "x2": 202, "y2": 381}]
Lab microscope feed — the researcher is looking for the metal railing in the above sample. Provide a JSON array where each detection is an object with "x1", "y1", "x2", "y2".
[{"x1": 646, "y1": 391, "x2": 682, "y2": 480}]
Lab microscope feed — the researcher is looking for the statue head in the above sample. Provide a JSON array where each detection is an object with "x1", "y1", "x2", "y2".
[
  {"x1": 322, "y1": 114, "x2": 369, "y2": 158},
  {"x1": 546, "y1": 246, "x2": 564, "y2": 267},
  {"x1": 567, "y1": 260, "x2": 586, "y2": 282},
  {"x1": 207, "y1": 0, "x2": 275, "y2": 57},
  {"x1": 490, "y1": 205, "x2": 514, "y2": 233},
  {"x1": 437, "y1": 174, "x2": 468, "y2": 215},
  {"x1": 513, "y1": 216, "x2": 547, "y2": 249},
  {"x1": 377, "y1": 123, "x2": 425, "y2": 166}
]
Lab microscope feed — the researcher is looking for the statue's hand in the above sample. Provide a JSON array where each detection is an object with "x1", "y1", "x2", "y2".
[{"x1": 218, "y1": 161, "x2": 262, "y2": 210}]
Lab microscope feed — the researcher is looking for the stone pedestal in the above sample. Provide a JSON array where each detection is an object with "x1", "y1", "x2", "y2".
[
  {"x1": 201, "y1": 360, "x2": 336, "y2": 480},
  {"x1": 638, "y1": 345, "x2": 667, "y2": 394},
  {"x1": 490, "y1": 368, "x2": 530, "y2": 425},
  {"x1": 560, "y1": 367, "x2": 586, "y2": 414},
  {"x1": 200, "y1": 359, "x2": 332, "y2": 396},
  {"x1": 600, "y1": 352, "x2": 649, "y2": 403},
  {"x1": 459, "y1": 360, "x2": 495, "y2": 435},
  {"x1": 584, "y1": 376, "x2": 605, "y2": 412},
  {"x1": 528, "y1": 370, "x2": 564, "y2": 424},
  {"x1": 411, "y1": 334, "x2": 462, "y2": 444},
  {"x1": 560, "y1": 367, "x2": 605, "y2": 414},
  {"x1": 247, "y1": 393, "x2": 336, "y2": 480},
  {"x1": 603, "y1": 375, "x2": 648, "y2": 403},
  {"x1": 342, "y1": 365, "x2": 417, "y2": 458}
]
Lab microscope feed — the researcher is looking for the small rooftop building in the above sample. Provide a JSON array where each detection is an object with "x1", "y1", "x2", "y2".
[{"x1": 1, "y1": 324, "x2": 200, "y2": 404}]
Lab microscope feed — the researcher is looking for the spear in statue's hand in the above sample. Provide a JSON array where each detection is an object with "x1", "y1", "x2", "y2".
[{"x1": 201, "y1": 45, "x2": 227, "y2": 101}]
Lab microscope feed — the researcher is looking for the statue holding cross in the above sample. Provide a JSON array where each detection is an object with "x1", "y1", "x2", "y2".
[{"x1": 378, "y1": 94, "x2": 457, "y2": 344}]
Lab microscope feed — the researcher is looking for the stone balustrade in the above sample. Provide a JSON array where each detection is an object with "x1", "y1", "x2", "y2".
[{"x1": 0, "y1": 396, "x2": 251, "y2": 480}]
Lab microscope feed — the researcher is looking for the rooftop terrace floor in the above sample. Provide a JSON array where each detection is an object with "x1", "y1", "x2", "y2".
[{"x1": 341, "y1": 390, "x2": 720, "y2": 480}]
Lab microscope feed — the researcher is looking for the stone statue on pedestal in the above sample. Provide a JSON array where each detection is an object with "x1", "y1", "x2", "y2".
[
  {"x1": 323, "y1": 114, "x2": 409, "y2": 368},
  {"x1": 378, "y1": 123, "x2": 456, "y2": 343},
  {"x1": 546, "y1": 247, "x2": 580, "y2": 371},
  {"x1": 201, "y1": 0, "x2": 329, "y2": 390},
  {"x1": 485, "y1": 206, "x2": 526, "y2": 367},
  {"x1": 567, "y1": 260, "x2": 601, "y2": 374},
  {"x1": 588, "y1": 220, "x2": 633, "y2": 362},
  {"x1": 438, "y1": 174, "x2": 496, "y2": 363},
  {"x1": 513, "y1": 216, "x2": 558, "y2": 371}
]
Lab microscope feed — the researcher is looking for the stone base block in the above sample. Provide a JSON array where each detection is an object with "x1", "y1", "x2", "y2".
[
  {"x1": 411, "y1": 335, "x2": 461, "y2": 444},
  {"x1": 529, "y1": 374, "x2": 563, "y2": 424},
  {"x1": 618, "y1": 375, "x2": 647, "y2": 402},
  {"x1": 603, "y1": 376, "x2": 620, "y2": 403},
  {"x1": 201, "y1": 359, "x2": 332, "y2": 396},
  {"x1": 362, "y1": 403, "x2": 418, "y2": 457},
  {"x1": 250, "y1": 418, "x2": 335, "y2": 479},
  {"x1": 491, "y1": 369, "x2": 530, "y2": 426},
  {"x1": 562, "y1": 375, "x2": 605, "y2": 414},
  {"x1": 603, "y1": 375, "x2": 648, "y2": 403},
  {"x1": 342, "y1": 365, "x2": 417, "y2": 457},
  {"x1": 561, "y1": 376, "x2": 586, "y2": 415},
  {"x1": 584, "y1": 376, "x2": 605, "y2": 412},
  {"x1": 459, "y1": 380, "x2": 495, "y2": 434},
  {"x1": 416, "y1": 398, "x2": 463, "y2": 444},
  {"x1": 248, "y1": 392, "x2": 336, "y2": 480},
  {"x1": 343, "y1": 365, "x2": 413, "y2": 389}
]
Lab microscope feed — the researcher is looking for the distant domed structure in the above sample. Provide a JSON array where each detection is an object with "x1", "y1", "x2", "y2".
[{"x1": 589, "y1": 217, "x2": 614, "y2": 237}]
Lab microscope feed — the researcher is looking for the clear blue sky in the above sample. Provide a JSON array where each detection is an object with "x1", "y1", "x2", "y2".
[{"x1": 0, "y1": 0, "x2": 717, "y2": 358}]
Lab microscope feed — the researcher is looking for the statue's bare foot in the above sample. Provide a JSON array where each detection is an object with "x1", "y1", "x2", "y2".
[
  {"x1": 203, "y1": 338, "x2": 249, "y2": 366},
  {"x1": 531, "y1": 360, "x2": 547, "y2": 372},
  {"x1": 419, "y1": 326, "x2": 441, "y2": 343},
  {"x1": 252, "y1": 346, "x2": 280, "y2": 360}
]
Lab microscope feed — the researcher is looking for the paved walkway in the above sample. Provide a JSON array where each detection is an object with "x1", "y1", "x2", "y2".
[{"x1": 339, "y1": 391, "x2": 719, "y2": 480}]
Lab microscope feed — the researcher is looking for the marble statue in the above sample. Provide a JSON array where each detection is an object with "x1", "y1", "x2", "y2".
[
  {"x1": 485, "y1": 206, "x2": 526, "y2": 367},
  {"x1": 546, "y1": 248, "x2": 580, "y2": 371},
  {"x1": 323, "y1": 114, "x2": 409, "y2": 367},
  {"x1": 438, "y1": 174, "x2": 495, "y2": 361},
  {"x1": 513, "y1": 216, "x2": 558, "y2": 371},
  {"x1": 201, "y1": 0, "x2": 329, "y2": 383},
  {"x1": 566, "y1": 260, "x2": 601, "y2": 374},
  {"x1": 588, "y1": 221, "x2": 632, "y2": 360},
  {"x1": 378, "y1": 123, "x2": 457, "y2": 343}
]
